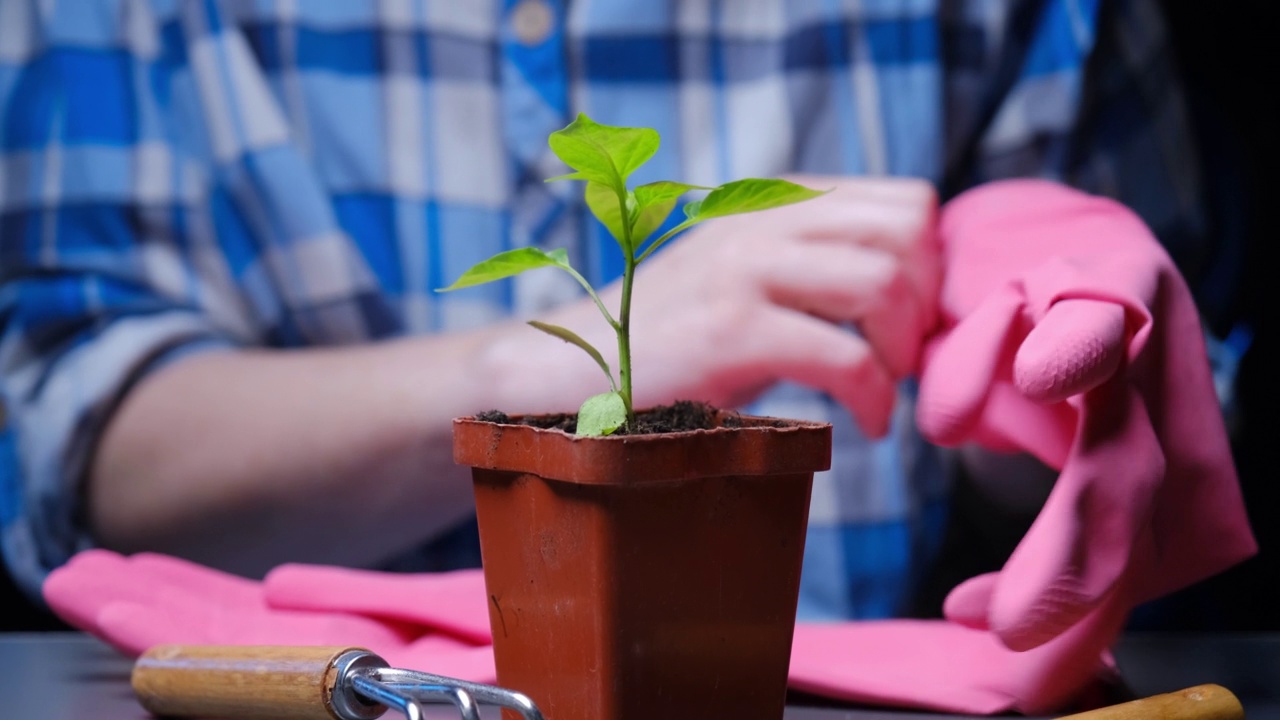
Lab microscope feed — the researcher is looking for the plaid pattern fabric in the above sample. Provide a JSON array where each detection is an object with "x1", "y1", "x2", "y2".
[{"x1": 0, "y1": 0, "x2": 1213, "y2": 618}]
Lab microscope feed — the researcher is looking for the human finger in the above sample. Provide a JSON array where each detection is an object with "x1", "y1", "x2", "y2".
[
  {"x1": 733, "y1": 306, "x2": 897, "y2": 437},
  {"x1": 781, "y1": 175, "x2": 940, "y2": 323},
  {"x1": 759, "y1": 241, "x2": 925, "y2": 378}
]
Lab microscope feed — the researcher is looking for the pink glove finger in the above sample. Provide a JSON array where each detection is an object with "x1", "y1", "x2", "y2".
[
  {"x1": 43, "y1": 548, "x2": 238, "y2": 632},
  {"x1": 988, "y1": 379, "x2": 1164, "y2": 651},
  {"x1": 94, "y1": 598, "x2": 407, "y2": 655},
  {"x1": 43, "y1": 549, "x2": 146, "y2": 632},
  {"x1": 125, "y1": 552, "x2": 264, "y2": 606},
  {"x1": 264, "y1": 565, "x2": 492, "y2": 645},
  {"x1": 941, "y1": 572, "x2": 998, "y2": 630},
  {"x1": 99, "y1": 599, "x2": 500, "y2": 684},
  {"x1": 789, "y1": 621, "x2": 1018, "y2": 715},
  {"x1": 99, "y1": 580, "x2": 415, "y2": 652},
  {"x1": 1014, "y1": 298, "x2": 1127, "y2": 404},
  {"x1": 42, "y1": 550, "x2": 234, "y2": 631},
  {"x1": 43, "y1": 549, "x2": 266, "y2": 635},
  {"x1": 96, "y1": 600, "x2": 218, "y2": 656},
  {"x1": 387, "y1": 638, "x2": 499, "y2": 684},
  {"x1": 916, "y1": 285, "x2": 1024, "y2": 447},
  {"x1": 965, "y1": 296, "x2": 1126, "y2": 469},
  {"x1": 789, "y1": 611, "x2": 1119, "y2": 717}
]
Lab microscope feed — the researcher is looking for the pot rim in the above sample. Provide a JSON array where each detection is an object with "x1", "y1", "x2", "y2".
[{"x1": 452, "y1": 411, "x2": 833, "y2": 486}]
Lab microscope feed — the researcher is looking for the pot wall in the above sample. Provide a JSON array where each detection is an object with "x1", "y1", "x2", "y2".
[{"x1": 454, "y1": 414, "x2": 832, "y2": 720}]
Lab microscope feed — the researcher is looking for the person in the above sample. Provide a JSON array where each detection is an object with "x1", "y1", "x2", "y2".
[{"x1": 0, "y1": 0, "x2": 1247, "y2": 630}]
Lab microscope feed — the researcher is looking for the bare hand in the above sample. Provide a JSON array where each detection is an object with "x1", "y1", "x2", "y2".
[{"x1": 546, "y1": 176, "x2": 940, "y2": 437}]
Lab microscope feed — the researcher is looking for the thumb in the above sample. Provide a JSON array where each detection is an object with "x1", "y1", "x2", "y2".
[{"x1": 1015, "y1": 298, "x2": 1127, "y2": 404}]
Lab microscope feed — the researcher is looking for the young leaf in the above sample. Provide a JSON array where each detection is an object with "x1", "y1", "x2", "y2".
[
  {"x1": 688, "y1": 178, "x2": 829, "y2": 222},
  {"x1": 528, "y1": 320, "x2": 616, "y2": 392},
  {"x1": 636, "y1": 179, "x2": 827, "y2": 263},
  {"x1": 636, "y1": 181, "x2": 706, "y2": 207},
  {"x1": 583, "y1": 181, "x2": 627, "y2": 244},
  {"x1": 576, "y1": 391, "x2": 628, "y2": 436},
  {"x1": 631, "y1": 181, "x2": 707, "y2": 246},
  {"x1": 547, "y1": 114, "x2": 659, "y2": 192},
  {"x1": 437, "y1": 247, "x2": 573, "y2": 291},
  {"x1": 544, "y1": 171, "x2": 587, "y2": 183}
]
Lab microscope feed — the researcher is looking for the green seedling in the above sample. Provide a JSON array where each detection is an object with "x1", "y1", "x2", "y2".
[{"x1": 440, "y1": 113, "x2": 827, "y2": 436}]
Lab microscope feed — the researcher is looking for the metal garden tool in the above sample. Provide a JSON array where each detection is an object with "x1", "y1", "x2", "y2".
[{"x1": 131, "y1": 644, "x2": 544, "y2": 720}]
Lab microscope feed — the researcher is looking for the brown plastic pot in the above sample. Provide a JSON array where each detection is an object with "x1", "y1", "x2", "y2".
[{"x1": 452, "y1": 410, "x2": 832, "y2": 720}]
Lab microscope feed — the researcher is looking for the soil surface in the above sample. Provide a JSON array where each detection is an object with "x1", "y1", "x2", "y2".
[{"x1": 475, "y1": 399, "x2": 742, "y2": 435}]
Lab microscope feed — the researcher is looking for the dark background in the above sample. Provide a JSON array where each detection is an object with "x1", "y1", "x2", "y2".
[{"x1": 1129, "y1": 0, "x2": 1279, "y2": 632}]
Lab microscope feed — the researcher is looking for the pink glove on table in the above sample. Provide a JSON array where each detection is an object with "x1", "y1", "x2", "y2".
[
  {"x1": 788, "y1": 606, "x2": 1124, "y2": 716},
  {"x1": 915, "y1": 179, "x2": 1256, "y2": 649},
  {"x1": 48, "y1": 547, "x2": 1130, "y2": 715},
  {"x1": 42, "y1": 549, "x2": 498, "y2": 682}
]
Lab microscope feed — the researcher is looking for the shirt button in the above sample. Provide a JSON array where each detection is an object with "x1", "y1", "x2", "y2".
[{"x1": 511, "y1": 0, "x2": 555, "y2": 46}]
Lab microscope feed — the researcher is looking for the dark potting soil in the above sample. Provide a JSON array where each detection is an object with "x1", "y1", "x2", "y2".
[{"x1": 474, "y1": 399, "x2": 747, "y2": 436}]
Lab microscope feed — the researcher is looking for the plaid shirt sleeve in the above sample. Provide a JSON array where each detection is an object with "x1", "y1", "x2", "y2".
[
  {"x1": 0, "y1": 1, "x2": 252, "y2": 598},
  {"x1": 0, "y1": 0, "x2": 1224, "y2": 620},
  {"x1": 0, "y1": 0, "x2": 530, "y2": 599}
]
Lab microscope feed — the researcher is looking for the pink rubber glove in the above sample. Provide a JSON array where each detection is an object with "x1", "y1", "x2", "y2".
[
  {"x1": 789, "y1": 594, "x2": 1125, "y2": 715},
  {"x1": 916, "y1": 179, "x2": 1256, "y2": 650},
  {"x1": 42, "y1": 548, "x2": 1119, "y2": 713},
  {"x1": 262, "y1": 562, "x2": 492, "y2": 645},
  {"x1": 42, "y1": 549, "x2": 498, "y2": 681}
]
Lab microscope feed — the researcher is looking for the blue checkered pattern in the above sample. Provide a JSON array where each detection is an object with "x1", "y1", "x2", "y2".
[{"x1": 0, "y1": 0, "x2": 1215, "y2": 619}]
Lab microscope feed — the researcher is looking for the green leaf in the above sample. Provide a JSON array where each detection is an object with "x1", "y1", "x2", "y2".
[
  {"x1": 631, "y1": 181, "x2": 706, "y2": 245},
  {"x1": 636, "y1": 179, "x2": 827, "y2": 264},
  {"x1": 547, "y1": 113, "x2": 659, "y2": 192},
  {"x1": 576, "y1": 391, "x2": 627, "y2": 436},
  {"x1": 527, "y1": 320, "x2": 616, "y2": 392},
  {"x1": 689, "y1": 178, "x2": 829, "y2": 222},
  {"x1": 636, "y1": 181, "x2": 706, "y2": 206},
  {"x1": 437, "y1": 247, "x2": 571, "y2": 291},
  {"x1": 544, "y1": 171, "x2": 587, "y2": 183},
  {"x1": 583, "y1": 181, "x2": 627, "y2": 244}
]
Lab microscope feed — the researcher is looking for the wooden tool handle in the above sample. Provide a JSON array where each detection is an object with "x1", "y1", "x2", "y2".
[
  {"x1": 1058, "y1": 684, "x2": 1244, "y2": 720},
  {"x1": 132, "y1": 645, "x2": 364, "y2": 720}
]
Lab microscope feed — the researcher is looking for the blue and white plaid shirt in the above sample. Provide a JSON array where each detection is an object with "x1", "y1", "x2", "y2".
[{"x1": 0, "y1": 0, "x2": 1218, "y2": 618}]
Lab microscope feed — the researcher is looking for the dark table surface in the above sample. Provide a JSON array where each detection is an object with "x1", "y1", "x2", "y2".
[{"x1": 2, "y1": 632, "x2": 1277, "y2": 719}]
